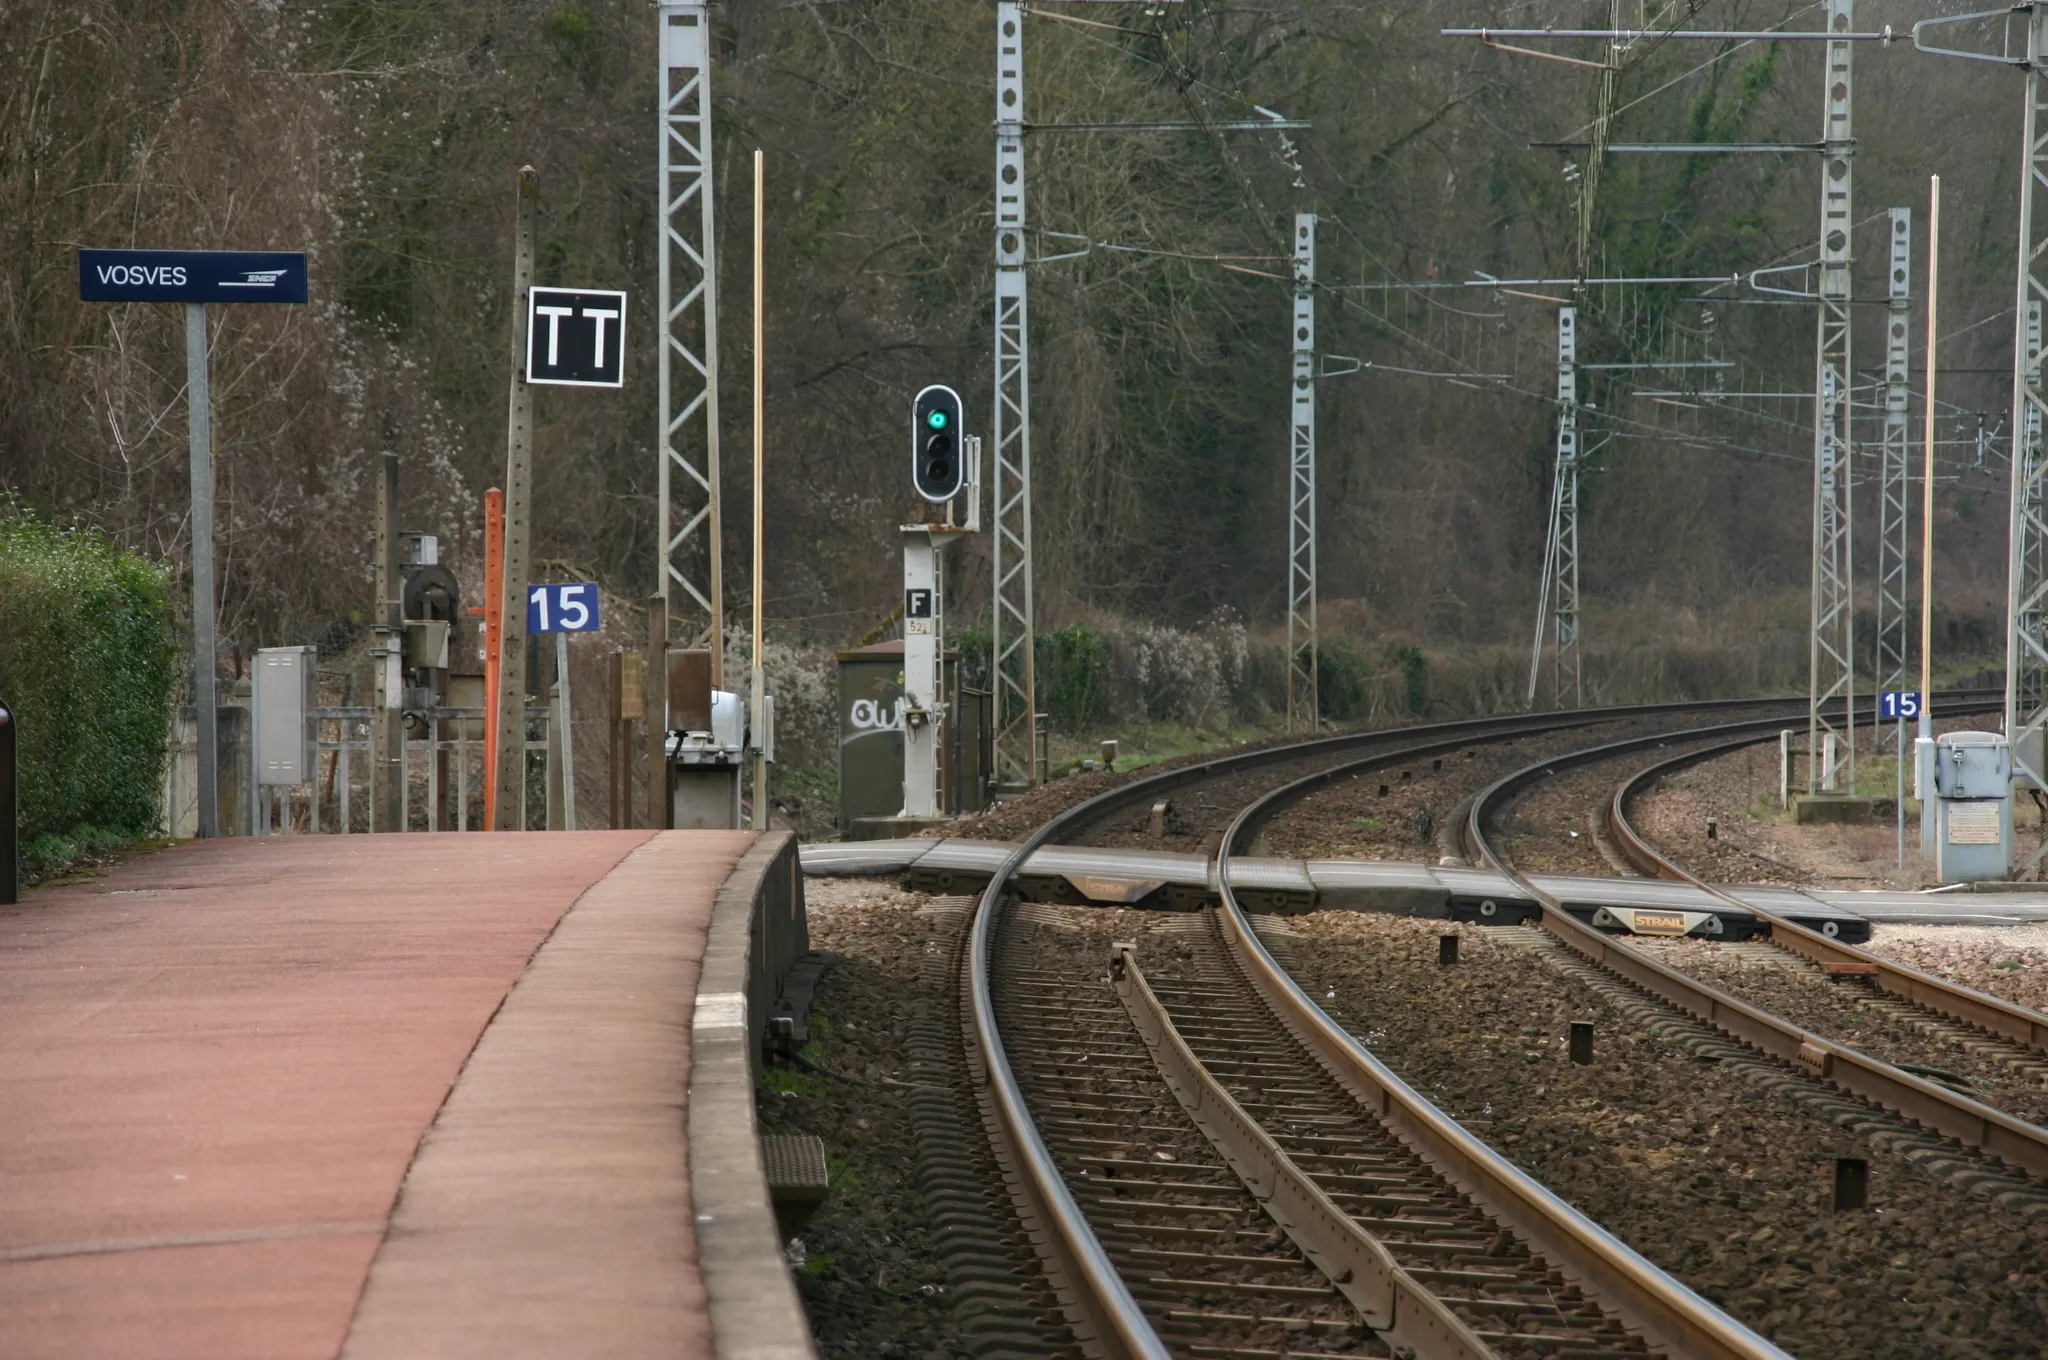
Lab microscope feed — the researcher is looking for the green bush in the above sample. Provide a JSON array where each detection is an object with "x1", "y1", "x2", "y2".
[
  {"x1": 1036, "y1": 624, "x2": 1108, "y2": 728},
  {"x1": 0, "y1": 506, "x2": 178, "y2": 844},
  {"x1": 1389, "y1": 643, "x2": 1428, "y2": 714},
  {"x1": 1316, "y1": 641, "x2": 1375, "y2": 723}
]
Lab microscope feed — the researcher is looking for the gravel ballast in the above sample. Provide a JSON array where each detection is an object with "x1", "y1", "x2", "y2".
[
  {"x1": 1628, "y1": 935, "x2": 2048, "y2": 1128},
  {"x1": 1284, "y1": 909, "x2": 2048, "y2": 1358},
  {"x1": 755, "y1": 877, "x2": 961, "y2": 1358}
]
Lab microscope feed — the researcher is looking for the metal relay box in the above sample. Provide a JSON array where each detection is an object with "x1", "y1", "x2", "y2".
[
  {"x1": 1927, "y1": 730, "x2": 2012, "y2": 882},
  {"x1": 253, "y1": 646, "x2": 318, "y2": 786}
]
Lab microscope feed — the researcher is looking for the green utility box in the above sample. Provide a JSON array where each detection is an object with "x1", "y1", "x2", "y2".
[{"x1": 836, "y1": 640, "x2": 991, "y2": 827}]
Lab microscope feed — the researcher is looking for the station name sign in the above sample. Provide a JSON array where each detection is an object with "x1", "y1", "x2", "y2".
[{"x1": 78, "y1": 249, "x2": 309, "y2": 304}]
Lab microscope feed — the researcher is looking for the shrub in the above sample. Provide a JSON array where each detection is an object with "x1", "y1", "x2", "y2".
[
  {"x1": 1390, "y1": 643, "x2": 1428, "y2": 714},
  {"x1": 0, "y1": 506, "x2": 178, "y2": 843},
  {"x1": 1317, "y1": 641, "x2": 1376, "y2": 722},
  {"x1": 1036, "y1": 624, "x2": 1109, "y2": 728}
]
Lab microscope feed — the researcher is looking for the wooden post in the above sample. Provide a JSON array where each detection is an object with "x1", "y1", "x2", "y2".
[
  {"x1": 609, "y1": 651, "x2": 624, "y2": 829},
  {"x1": 493, "y1": 166, "x2": 538, "y2": 830},
  {"x1": 645, "y1": 595, "x2": 669, "y2": 829},
  {"x1": 609, "y1": 651, "x2": 644, "y2": 828}
]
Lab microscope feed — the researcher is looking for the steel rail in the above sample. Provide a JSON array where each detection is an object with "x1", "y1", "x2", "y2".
[
  {"x1": 1605, "y1": 736, "x2": 2048, "y2": 1054},
  {"x1": 1056, "y1": 693, "x2": 1811, "y2": 845},
  {"x1": 969, "y1": 815, "x2": 1172, "y2": 1360},
  {"x1": 1109, "y1": 945, "x2": 1496, "y2": 1359},
  {"x1": 1209, "y1": 750, "x2": 1796, "y2": 1359},
  {"x1": 965, "y1": 695, "x2": 1802, "y2": 1355},
  {"x1": 1462, "y1": 704, "x2": 2048, "y2": 1182}
]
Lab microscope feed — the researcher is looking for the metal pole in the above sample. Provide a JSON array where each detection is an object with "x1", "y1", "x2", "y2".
[
  {"x1": 1286, "y1": 212, "x2": 1318, "y2": 731},
  {"x1": 481, "y1": 487, "x2": 504, "y2": 829},
  {"x1": 1876, "y1": 208, "x2": 1913, "y2": 746},
  {"x1": 184, "y1": 302, "x2": 219, "y2": 838},
  {"x1": 374, "y1": 450, "x2": 403, "y2": 832},
  {"x1": 494, "y1": 166, "x2": 537, "y2": 830},
  {"x1": 751, "y1": 148, "x2": 769, "y2": 831},
  {"x1": 992, "y1": 0, "x2": 1037, "y2": 790},
  {"x1": 1808, "y1": 0, "x2": 1856, "y2": 795},
  {"x1": 1897, "y1": 712, "x2": 1906, "y2": 869},
  {"x1": 657, "y1": 1, "x2": 725, "y2": 684},
  {"x1": 556, "y1": 630, "x2": 576, "y2": 830}
]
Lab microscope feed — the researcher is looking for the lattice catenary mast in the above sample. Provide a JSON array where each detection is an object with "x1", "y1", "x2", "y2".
[
  {"x1": 991, "y1": 0, "x2": 1037, "y2": 789},
  {"x1": 1807, "y1": 0, "x2": 1856, "y2": 794},
  {"x1": 1548, "y1": 307, "x2": 1583, "y2": 708},
  {"x1": 657, "y1": 0, "x2": 724, "y2": 683},
  {"x1": 1286, "y1": 213, "x2": 1318, "y2": 731},
  {"x1": 1874, "y1": 208, "x2": 1912, "y2": 734}
]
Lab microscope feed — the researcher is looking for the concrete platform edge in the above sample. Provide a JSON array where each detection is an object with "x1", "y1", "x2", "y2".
[{"x1": 690, "y1": 831, "x2": 821, "y2": 1360}]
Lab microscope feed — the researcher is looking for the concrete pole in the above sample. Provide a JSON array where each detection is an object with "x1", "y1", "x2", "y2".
[
  {"x1": 184, "y1": 303, "x2": 219, "y2": 838},
  {"x1": 493, "y1": 166, "x2": 538, "y2": 830}
]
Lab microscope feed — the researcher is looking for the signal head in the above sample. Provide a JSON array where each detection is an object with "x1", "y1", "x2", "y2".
[{"x1": 911, "y1": 385, "x2": 966, "y2": 502}]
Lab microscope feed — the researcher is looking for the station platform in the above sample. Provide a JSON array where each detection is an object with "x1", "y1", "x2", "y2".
[
  {"x1": 0, "y1": 829, "x2": 817, "y2": 1360},
  {"x1": 802, "y1": 837, "x2": 2048, "y2": 942}
]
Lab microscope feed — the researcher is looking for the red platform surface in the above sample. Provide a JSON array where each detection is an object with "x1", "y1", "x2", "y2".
[{"x1": 0, "y1": 829, "x2": 744, "y2": 1359}]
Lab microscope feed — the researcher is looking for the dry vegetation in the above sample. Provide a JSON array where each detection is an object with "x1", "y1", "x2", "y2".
[{"x1": 0, "y1": 0, "x2": 2027, "y2": 690}]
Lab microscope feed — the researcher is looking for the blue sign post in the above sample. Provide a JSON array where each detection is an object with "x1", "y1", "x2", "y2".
[
  {"x1": 1879, "y1": 692, "x2": 1922, "y2": 869},
  {"x1": 528, "y1": 584, "x2": 602, "y2": 831},
  {"x1": 79, "y1": 248, "x2": 307, "y2": 839}
]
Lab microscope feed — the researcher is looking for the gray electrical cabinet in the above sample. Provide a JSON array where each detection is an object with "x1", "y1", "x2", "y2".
[
  {"x1": 1928, "y1": 730, "x2": 2012, "y2": 882},
  {"x1": 254, "y1": 646, "x2": 318, "y2": 786}
]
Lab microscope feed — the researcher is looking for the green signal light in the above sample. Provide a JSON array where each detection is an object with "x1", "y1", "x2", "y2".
[{"x1": 927, "y1": 409, "x2": 950, "y2": 430}]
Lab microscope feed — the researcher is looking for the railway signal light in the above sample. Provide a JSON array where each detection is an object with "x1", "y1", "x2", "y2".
[{"x1": 912, "y1": 385, "x2": 965, "y2": 502}]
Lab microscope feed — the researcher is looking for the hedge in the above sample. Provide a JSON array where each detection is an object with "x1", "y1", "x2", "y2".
[{"x1": 0, "y1": 506, "x2": 178, "y2": 845}]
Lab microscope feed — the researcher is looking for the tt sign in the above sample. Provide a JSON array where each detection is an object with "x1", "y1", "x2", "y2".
[
  {"x1": 526, "y1": 287, "x2": 627, "y2": 388},
  {"x1": 78, "y1": 249, "x2": 309, "y2": 304}
]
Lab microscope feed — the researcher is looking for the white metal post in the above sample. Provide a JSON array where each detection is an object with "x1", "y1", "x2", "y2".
[
  {"x1": 1876, "y1": 208, "x2": 1913, "y2": 743},
  {"x1": 1809, "y1": 0, "x2": 1856, "y2": 795},
  {"x1": 1286, "y1": 213, "x2": 1318, "y2": 731},
  {"x1": 184, "y1": 303, "x2": 218, "y2": 838},
  {"x1": 992, "y1": 0, "x2": 1036, "y2": 790},
  {"x1": 658, "y1": 1, "x2": 724, "y2": 691},
  {"x1": 903, "y1": 528, "x2": 943, "y2": 817}
]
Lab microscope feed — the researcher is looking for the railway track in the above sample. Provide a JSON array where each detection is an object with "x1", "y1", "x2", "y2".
[
  {"x1": 1456, "y1": 706, "x2": 2048, "y2": 1187},
  {"x1": 1605, "y1": 730, "x2": 2048, "y2": 1063},
  {"x1": 947, "y1": 700, "x2": 1812, "y2": 1359}
]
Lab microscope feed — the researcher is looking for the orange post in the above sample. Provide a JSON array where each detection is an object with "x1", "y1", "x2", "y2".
[{"x1": 481, "y1": 488, "x2": 506, "y2": 830}]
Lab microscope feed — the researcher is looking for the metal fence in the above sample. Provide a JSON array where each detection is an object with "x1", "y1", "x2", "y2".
[{"x1": 165, "y1": 705, "x2": 558, "y2": 835}]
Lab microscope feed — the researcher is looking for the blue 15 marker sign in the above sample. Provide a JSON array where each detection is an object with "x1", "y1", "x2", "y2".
[
  {"x1": 1878, "y1": 691, "x2": 1922, "y2": 720},
  {"x1": 527, "y1": 287, "x2": 627, "y2": 387},
  {"x1": 527, "y1": 583, "x2": 602, "y2": 634}
]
